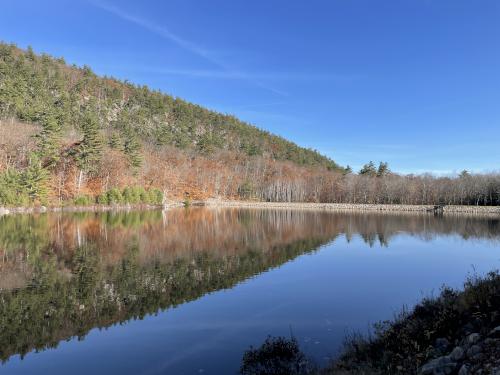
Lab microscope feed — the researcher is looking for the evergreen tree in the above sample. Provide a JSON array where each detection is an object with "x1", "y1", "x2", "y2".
[
  {"x1": 36, "y1": 112, "x2": 61, "y2": 167},
  {"x1": 0, "y1": 169, "x2": 29, "y2": 205},
  {"x1": 122, "y1": 128, "x2": 142, "y2": 169},
  {"x1": 22, "y1": 154, "x2": 49, "y2": 203},
  {"x1": 75, "y1": 110, "x2": 103, "y2": 173},
  {"x1": 377, "y1": 162, "x2": 390, "y2": 177},
  {"x1": 459, "y1": 170, "x2": 470, "y2": 178},
  {"x1": 359, "y1": 161, "x2": 377, "y2": 176}
]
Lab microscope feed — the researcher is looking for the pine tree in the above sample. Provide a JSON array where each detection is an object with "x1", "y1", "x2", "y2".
[
  {"x1": 75, "y1": 110, "x2": 103, "y2": 173},
  {"x1": 359, "y1": 161, "x2": 377, "y2": 176},
  {"x1": 22, "y1": 153, "x2": 49, "y2": 204},
  {"x1": 122, "y1": 128, "x2": 142, "y2": 169},
  {"x1": 377, "y1": 162, "x2": 390, "y2": 177},
  {"x1": 73, "y1": 110, "x2": 103, "y2": 192},
  {"x1": 459, "y1": 170, "x2": 470, "y2": 178},
  {"x1": 36, "y1": 112, "x2": 61, "y2": 167}
]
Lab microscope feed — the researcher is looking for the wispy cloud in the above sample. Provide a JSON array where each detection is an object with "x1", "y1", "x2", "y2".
[
  {"x1": 396, "y1": 169, "x2": 454, "y2": 176},
  {"x1": 128, "y1": 66, "x2": 358, "y2": 81},
  {"x1": 88, "y1": 0, "x2": 289, "y2": 96}
]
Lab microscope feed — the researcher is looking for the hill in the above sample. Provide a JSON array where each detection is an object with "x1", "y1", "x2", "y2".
[
  {"x1": 0, "y1": 42, "x2": 344, "y2": 205},
  {"x1": 1, "y1": 43, "x2": 499, "y2": 208},
  {"x1": 0, "y1": 43, "x2": 342, "y2": 170}
]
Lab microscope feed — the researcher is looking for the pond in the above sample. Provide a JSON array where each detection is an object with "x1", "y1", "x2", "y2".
[{"x1": 0, "y1": 208, "x2": 499, "y2": 374}]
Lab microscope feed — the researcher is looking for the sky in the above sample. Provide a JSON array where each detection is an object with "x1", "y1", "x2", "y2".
[{"x1": 1, "y1": 0, "x2": 499, "y2": 174}]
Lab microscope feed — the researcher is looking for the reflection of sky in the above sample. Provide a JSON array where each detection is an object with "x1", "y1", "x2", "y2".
[{"x1": 4, "y1": 232, "x2": 500, "y2": 375}]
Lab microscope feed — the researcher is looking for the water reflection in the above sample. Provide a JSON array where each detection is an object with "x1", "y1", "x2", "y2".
[{"x1": 0, "y1": 208, "x2": 498, "y2": 364}]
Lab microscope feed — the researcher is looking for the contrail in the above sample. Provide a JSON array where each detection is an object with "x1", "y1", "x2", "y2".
[{"x1": 88, "y1": 0, "x2": 288, "y2": 96}]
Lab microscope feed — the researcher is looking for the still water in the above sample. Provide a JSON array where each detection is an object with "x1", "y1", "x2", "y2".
[{"x1": 0, "y1": 208, "x2": 499, "y2": 374}]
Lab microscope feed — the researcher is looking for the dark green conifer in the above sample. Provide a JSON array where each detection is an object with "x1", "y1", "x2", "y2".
[
  {"x1": 359, "y1": 161, "x2": 377, "y2": 176},
  {"x1": 75, "y1": 110, "x2": 103, "y2": 173},
  {"x1": 376, "y1": 162, "x2": 390, "y2": 177},
  {"x1": 22, "y1": 153, "x2": 49, "y2": 203},
  {"x1": 122, "y1": 128, "x2": 142, "y2": 169},
  {"x1": 36, "y1": 112, "x2": 61, "y2": 167}
]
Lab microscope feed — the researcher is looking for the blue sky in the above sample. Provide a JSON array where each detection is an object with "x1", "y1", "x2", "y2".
[{"x1": 1, "y1": 0, "x2": 499, "y2": 174}]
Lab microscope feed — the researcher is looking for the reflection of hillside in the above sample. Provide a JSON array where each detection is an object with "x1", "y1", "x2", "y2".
[
  {"x1": 0, "y1": 209, "x2": 498, "y2": 362},
  {"x1": 0, "y1": 208, "x2": 340, "y2": 363},
  {"x1": 0, "y1": 210, "x2": 498, "y2": 289}
]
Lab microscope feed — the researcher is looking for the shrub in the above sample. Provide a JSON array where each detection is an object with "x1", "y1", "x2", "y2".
[
  {"x1": 122, "y1": 187, "x2": 140, "y2": 204},
  {"x1": 240, "y1": 336, "x2": 315, "y2": 375},
  {"x1": 106, "y1": 188, "x2": 123, "y2": 204},
  {"x1": 138, "y1": 187, "x2": 149, "y2": 204},
  {"x1": 97, "y1": 193, "x2": 108, "y2": 205},
  {"x1": 96, "y1": 187, "x2": 163, "y2": 206},
  {"x1": 148, "y1": 188, "x2": 163, "y2": 205},
  {"x1": 74, "y1": 195, "x2": 93, "y2": 206}
]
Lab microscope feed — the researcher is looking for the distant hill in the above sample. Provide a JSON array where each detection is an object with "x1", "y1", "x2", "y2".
[{"x1": 0, "y1": 42, "x2": 341, "y2": 171}]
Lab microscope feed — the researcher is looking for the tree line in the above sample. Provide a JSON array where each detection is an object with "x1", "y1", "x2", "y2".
[{"x1": 252, "y1": 162, "x2": 500, "y2": 206}]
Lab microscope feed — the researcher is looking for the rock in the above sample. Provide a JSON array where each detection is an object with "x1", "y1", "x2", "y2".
[
  {"x1": 470, "y1": 352, "x2": 484, "y2": 362},
  {"x1": 458, "y1": 364, "x2": 469, "y2": 375},
  {"x1": 436, "y1": 338, "x2": 450, "y2": 352},
  {"x1": 466, "y1": 333, "x2": 481, "y2": 345},
  {"x1": 466, "y1": 344, "x2": 482, "y2": 357},
  {"x1": 489, "y1": 326, "x2": 500, "y2": 338},
  {"x1": 463, "y1": 323, "x2": 475, "y2": 335},
  {"x1": 0, "y1": 207, "x2": 9, "y2": 216},
  {"x1": 418, "y1": 356, "x2": 456, "y2": 375},
  {"x1": 484, "y1": 338, "x2": 498, "y2": 346},
  {"x1": 449, "y1": 346, "x2": 465, "y2": 361}
]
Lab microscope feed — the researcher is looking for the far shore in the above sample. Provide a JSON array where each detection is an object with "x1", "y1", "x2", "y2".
[
  {"x1": 203, "y1": 200, "x2": 500, "y2": 215},
  {"x1": 1, "y1": 200, "x2": 499, "y2": 216}
]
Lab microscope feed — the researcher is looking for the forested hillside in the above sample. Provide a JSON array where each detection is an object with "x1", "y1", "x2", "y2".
[
  {"x1": 0, "y1": 42, "x2": 499, "y2": 207},
  {"x1": 0, "y1": 42, "x2": 347, "y2": 205}
]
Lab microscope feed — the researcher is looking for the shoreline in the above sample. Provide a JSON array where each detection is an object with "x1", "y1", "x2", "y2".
[
  {"x1": 242, "y1": 272, "x2": 500, "y2": 375},
  {"x1": 0, "y1": 203, "x2": 172, "y2": 216},
  {"x1": 326, "y1": 271, "x2": 500, "y2": 375},
  {"x1": 203, "y1": 200, "x2": 500, "y2": 216},
  {"x1": 0, "y1": 201, "x2": 499, "y2": 216}
]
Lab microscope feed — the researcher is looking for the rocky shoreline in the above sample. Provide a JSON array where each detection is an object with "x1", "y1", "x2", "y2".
[
  {"x1": 417, "y1": 329, "x2": 500, "y2": 375},
  {"x1": 239, "y1": 272, "x2": 500, "y2": 375},
  {"x1": 205, "y1": 201, "x2": 500, "y2": 216},
  {"x1": 1, "y1": 201, "x2": 499, "y2": 216},
  {"x1": 327, "y1": 272, "x2": 500, "y2": 375}
]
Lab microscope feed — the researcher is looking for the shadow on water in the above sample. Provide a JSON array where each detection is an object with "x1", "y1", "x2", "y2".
[{"x1": 0, "y1": 208, "x2": 499, "y2": 364}]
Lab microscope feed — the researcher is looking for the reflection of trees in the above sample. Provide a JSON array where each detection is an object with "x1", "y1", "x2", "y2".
[
  {"x1": 0, "y1": 209, "x2": 339, "y2": 362},
  {"x1": 0, "y1": 209, "x2": 498, "y2": 362},
  {"x1": 336, "y1": 212, "x2": 500, "y2": 247}
]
